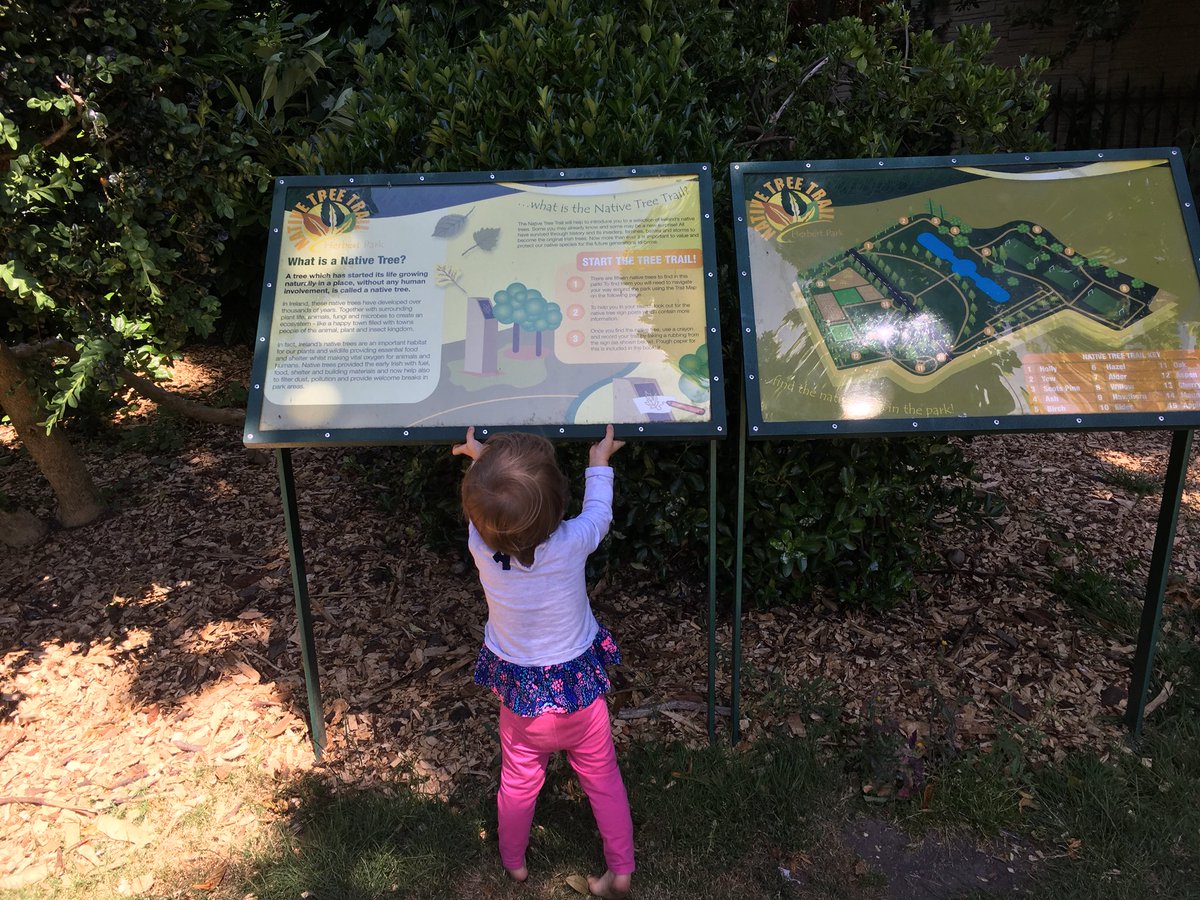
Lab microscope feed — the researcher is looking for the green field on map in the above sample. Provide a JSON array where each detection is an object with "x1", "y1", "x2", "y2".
[{"x1": 737, "y1": 156, "x2": 1200, "y2": 429}]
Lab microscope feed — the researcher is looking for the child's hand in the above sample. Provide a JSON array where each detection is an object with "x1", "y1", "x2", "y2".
[
  {"x1": 452, "y1": 426, "x2": 485, "y2": 461},
  {"x1": 588, "y1": 424, "x2": 625, "y2": 467}
]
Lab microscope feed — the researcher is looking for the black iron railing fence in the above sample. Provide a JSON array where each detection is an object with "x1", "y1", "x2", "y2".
[{"x1": 1043, "y1": 73, "x2": 1200, "y2": 200}]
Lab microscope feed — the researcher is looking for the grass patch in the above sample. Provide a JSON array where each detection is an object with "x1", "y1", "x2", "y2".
[
  {"x1": 234, "y1": 738, "x2": 856, "y2": 900},
  {"x1": 901, "y1": 730, "x2": 1033, "y2": 837},
  {"x1": 1098, "y1": 467, "x2": 1161, "y2": 497},
  {"x1": 240, "y1": 780, "x2": 489, "y2": 900},
  {"x1": 1025, "y1": 712, "x2": 1200, "y2": 899},
  {"x1": 1049, "y1": 562, "x2": 1140, "y2": 633},
  {"x1": 895, "y1": 594, "x2": 1200, "y2": 900}
]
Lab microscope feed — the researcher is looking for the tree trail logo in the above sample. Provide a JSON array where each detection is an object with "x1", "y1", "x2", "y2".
[
  {"x1": 286, "y1": 188, "x2": 372, "y2": 250},
  {"x1": 748, "y1": 176, "x2": 834, "y2": 242}
]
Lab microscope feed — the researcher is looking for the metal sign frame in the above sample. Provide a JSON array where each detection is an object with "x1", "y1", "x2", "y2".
[
  {"x1": 245, "y1": 164, "x2": 727, "y2": 447},
  {"x1": 731, "y1": 148, "x2": 1200, "y2": 439}
]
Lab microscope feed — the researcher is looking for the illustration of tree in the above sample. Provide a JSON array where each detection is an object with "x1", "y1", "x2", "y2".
[
  {"x1": 1132, "y1": 278, "x2": 1146, "y2": 288},
  {"x1": 1104, "y1": 267, "x2": 1118, "y2": 278},
  {"x1": 490, "y1": 282, "x2": 563, "y2": 358},
  {"x1": 1007, "y1": 277, "x2": 1020, "y2": 287},
  {"x1": 1017, "y1": 224, "x2": 1030, "y2": 234},
  {"x1": 1051, "y1": 242, "x2": 1064, "y2": 253}
]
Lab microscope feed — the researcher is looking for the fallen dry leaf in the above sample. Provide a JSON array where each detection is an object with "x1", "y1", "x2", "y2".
[
  {"x1": 95, "y1": 814, "x2": 154, "y2": 847},
  {"x1": 0, "y1": 861, "x2": 52, "y2": 889},
  {"x1": 117, "y1": 873, "x2": 155, "y2": 895}
]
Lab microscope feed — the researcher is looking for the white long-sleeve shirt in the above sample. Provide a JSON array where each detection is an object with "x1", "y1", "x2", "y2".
[{"x1": 468, "y1": 466, "x2": 613, "y2": 667}]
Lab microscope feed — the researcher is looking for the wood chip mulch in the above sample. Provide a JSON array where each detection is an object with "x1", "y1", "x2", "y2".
[{"x1": 1, "y1": 346, "x2": 1197, "y2": 889}]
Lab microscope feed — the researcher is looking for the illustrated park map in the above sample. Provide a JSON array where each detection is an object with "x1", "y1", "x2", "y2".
[{"x1": 734, "y1": 153, "x2": 1200, "y2": 433}]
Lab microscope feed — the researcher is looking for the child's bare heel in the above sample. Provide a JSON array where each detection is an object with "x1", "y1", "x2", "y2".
[
  {"x1": 505, "y1": 864, "x2": 528, "y2": 883},
  {"x1": 587, "y1": 869, "x2": 630, "y2": 897}
]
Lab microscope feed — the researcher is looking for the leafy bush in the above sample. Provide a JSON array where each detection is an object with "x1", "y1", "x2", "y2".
[
  {"x1": 255, "y1": 0, "x2": 1046, "y2": 608},
  {"x1": 1, "y1": 0, "x2": 273, "y2": 423},
  {"x1": 744, "y1": 438, "x2": 984, "y2": 608}
]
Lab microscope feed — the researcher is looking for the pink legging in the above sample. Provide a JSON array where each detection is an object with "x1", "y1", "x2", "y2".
[{"x1": 497, "y1": 697, "x2": 634, "y2": 875}]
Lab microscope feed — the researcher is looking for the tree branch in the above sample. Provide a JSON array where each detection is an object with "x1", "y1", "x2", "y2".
[
  {"x1": 616, "y1": 699, "x2": 731, "y2": 720},
  {"x1": 0, "y1": 75, "x2": 88, "y2": 167},
  {"x1": 0, "y1": 795, "x2": 96, "y2": 817},
  {"x1": 8, "y1": 339, "x2": 245, "y2": 426},
  {"x1": 8, "y1": 338, "x2": 75, "y2": 359},
  {"x1": 119, "y1": 368, "x2": 245, "y2": 426}
]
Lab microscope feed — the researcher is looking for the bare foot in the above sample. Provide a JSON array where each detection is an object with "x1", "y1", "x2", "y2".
[
  {"x1": 587, "y1": 869, "x2": 630, "y2": 898},
  {"x1": 505, "y1": 864, "x2": 528, "y2": 883}
]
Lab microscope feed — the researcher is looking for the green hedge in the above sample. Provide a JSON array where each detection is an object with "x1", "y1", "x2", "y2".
[{"x1": 249, "y1": 0, "x2": 1047, "y2": 608}]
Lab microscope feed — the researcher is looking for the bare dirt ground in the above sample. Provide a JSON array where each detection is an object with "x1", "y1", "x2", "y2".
[{"x1": 2, "y1": 346, "x2": 1197, "y2": 895}]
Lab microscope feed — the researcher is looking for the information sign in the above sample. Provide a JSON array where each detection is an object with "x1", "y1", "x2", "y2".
[
  {"x1": 731, "y1": 150, "x2": 1200, "y2": 436},
  {"x1": 244, "y1": 165, "x2": 724, "y2": 446}
]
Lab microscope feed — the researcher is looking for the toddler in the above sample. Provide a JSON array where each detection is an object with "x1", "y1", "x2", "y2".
[{"x1": 452, "y1": 425, "x2": 633, "y2": 898}]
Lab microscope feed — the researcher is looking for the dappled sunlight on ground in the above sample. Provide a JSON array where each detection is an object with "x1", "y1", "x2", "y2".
[
  {"x1": 4, "y1": 351, "x2": 1200, "y2": 893},
  {"x1": 1092, "y1": 447, "x2": 1158, "y2": 474}
]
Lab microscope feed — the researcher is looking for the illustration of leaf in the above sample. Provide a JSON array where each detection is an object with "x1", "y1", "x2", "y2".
[
  {"x1": 434, "y1": 264, "x2": 467, "y2": 295},
  {"x1": 760, "y1": 199, "x2": 793, "y2": 227},
  {"x1": 463, "y1": 227, "x2": 500, "y2": 255},
  {"x1": 432, "y1": 207, "x2": 473, "y2": 238}
]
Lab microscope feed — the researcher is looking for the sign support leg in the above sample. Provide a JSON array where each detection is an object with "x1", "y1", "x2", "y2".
[
  {"x1": 1125, "y1": 429, "x2": 1192, "y2": 737},
  {"x1": 276, "y1": 449, "x2": 328, "y2": 759},
  {"x1": 708, "y1": 439, "x2": 718, "y2": 744},
  {"x1": 731, "y1": 398, "x2": 748, "y2": 744}
]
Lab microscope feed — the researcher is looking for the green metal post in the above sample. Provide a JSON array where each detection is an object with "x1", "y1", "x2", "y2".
[
  {"x1": 1125, "y1": 429, "x2": 1193, "y2": 737},
  {"x1": 731, "y1": 397, "x2": 748, "y2": 744},
  {"x1": 275, "y1": 449, "x2": 328, "y2": 759},
  {"x1": 708, "y1": 439, "x2": 718, "y2": 744}
]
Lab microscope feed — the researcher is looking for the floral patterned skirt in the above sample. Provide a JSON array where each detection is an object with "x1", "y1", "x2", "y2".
[{"x1": 473, "y1": 625, "x2": 621, "y2": 717}]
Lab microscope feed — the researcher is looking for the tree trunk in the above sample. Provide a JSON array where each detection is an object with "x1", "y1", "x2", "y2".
[{"x1": 0, "y1": 342, "x2": 105, "y2": 528}]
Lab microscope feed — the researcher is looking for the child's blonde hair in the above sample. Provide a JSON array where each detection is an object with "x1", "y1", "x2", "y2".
[{"x1": 461, "y1": 432, "x2": 569, "y2": 567}]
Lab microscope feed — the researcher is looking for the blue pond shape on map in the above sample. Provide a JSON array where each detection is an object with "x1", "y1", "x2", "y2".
[{"x1": 916, "y1": 233, "x2": 1010, "y2": 303}]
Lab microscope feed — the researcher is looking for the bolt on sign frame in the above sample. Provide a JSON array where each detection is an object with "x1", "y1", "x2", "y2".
[
  {"x1": 729, "y1": 148, "x2": 1200, "y2": 742},
  {"x1": 245, "y1": 164, "x2": 726, "y2": 756}
]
